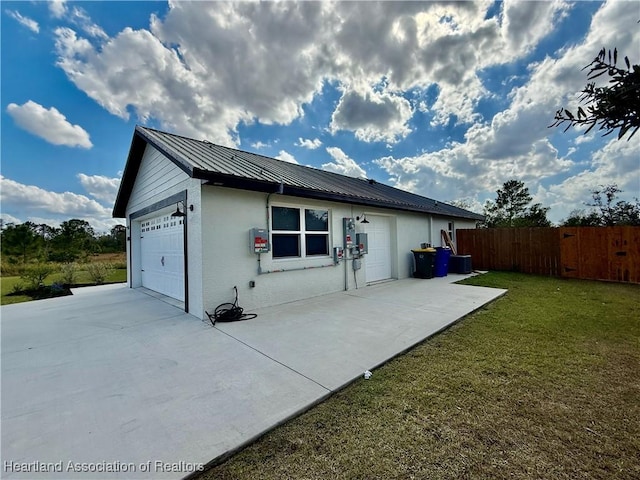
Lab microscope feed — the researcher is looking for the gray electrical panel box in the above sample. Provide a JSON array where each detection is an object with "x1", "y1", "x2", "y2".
[
  {"x1": 250, "y1": 228, "x2": 269, "y2": 253},
  {"x1": 356, "y1": 233, "x2": 368, "y2": 254},
  {"x1": 343, "y1": 217, "x2": 356, "y2": 249},
  {"x1": 352, "y1": 258, "x2": 362, "y2": 271}
]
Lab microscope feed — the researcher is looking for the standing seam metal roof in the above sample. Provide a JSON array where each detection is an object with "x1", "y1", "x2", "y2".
[{"x1": 112, "y1": 125, "x2": 484, "y2": 221}]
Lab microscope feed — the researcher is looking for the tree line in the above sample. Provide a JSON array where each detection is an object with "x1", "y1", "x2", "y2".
[
  {"x1": 3, "y1": 178, "x2": 638, "y2": 267},
  {"x1": 479, "y1": 180, "x2": 639, "y2": 228},
  {"x1": 1, "y1": 219, "x2": 126, "y2": 264}
]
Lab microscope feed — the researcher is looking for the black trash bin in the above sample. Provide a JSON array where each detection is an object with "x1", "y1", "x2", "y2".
[{"x1": 412, "y1": 248, "x2": 436, "y2": 278}]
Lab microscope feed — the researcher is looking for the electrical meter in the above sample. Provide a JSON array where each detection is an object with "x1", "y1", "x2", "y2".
[
  {"x1": 250, "y1": 228, "x2": 269, "y2": 253},
  {"x1": 343, "y1": 217, "x2": 356, "y2": 249}
]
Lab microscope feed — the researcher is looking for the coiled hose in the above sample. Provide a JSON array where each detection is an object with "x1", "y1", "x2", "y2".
[{"x1": 206, "y1": 286, "x2": 257, "y2": 326}]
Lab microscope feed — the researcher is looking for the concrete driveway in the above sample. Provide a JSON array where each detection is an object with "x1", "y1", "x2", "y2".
[{"x1": 1, "y1": 276, "x2": 505, "y2": 479}]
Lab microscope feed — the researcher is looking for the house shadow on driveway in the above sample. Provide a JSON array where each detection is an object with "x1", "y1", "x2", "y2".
[{"x1": 1, "y1": 276, "x2": 505, "y2": 479}]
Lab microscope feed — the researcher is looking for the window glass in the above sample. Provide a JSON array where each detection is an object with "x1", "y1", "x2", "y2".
[
  {"x1": 273, "y1": 206, "x2": 300, "y2": 231},
  {"x1": 305, "y1": 209, "x2": 328, "y2": 231},
  {"x1": 271, "y1": 206, "x2": 330, "y2": 258},
  {"x1": 272, "y1": 234, "x2": 300, "y2": 258},
  {"x1": 306, "y1": 234, "x2": 329, "y2": 256}
]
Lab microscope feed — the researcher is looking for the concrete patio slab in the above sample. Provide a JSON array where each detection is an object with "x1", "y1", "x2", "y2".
[
  {"x1": 1, "y1": 275, "x2": 506, "y2": 479},
  {"x1": 216, "y1": 274, "x2": 505, "y2": 391}
]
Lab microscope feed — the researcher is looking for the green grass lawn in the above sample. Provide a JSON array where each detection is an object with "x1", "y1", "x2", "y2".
[
  {"x1": 200, "y1": 272, "x2": 640, "y2": 480},
  {"x1": 0, "y1": 276, "x2": 32, "y2": 305},
  {"x1": 0, "y1": 268, "x2": 127, "y2": 305}
]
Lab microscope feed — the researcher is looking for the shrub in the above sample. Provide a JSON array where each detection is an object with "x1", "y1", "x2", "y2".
[
  {"x1": 59, "y1": 262, "x2": 78, "y2": 285},
  {"x1": 47, "y1": 251, "x2": 78, "y2": 263},
  {"x1": 86, "y1": 262, "x2": 114, "y2": 285},
  {"x1": 20, "y1": 263, "x2": 54, "y2": 290},
  {"x1": 11, "y1": 281, "x2": 24, "y2": 294},
  {"x1": 1, "y1": 257, "x2": 25, "y2": 276}
]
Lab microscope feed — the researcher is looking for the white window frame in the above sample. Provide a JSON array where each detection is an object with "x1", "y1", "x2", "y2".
[
  {"x1": 447, "y1": 221, "x2": 455, "y2": 242},
  {"x1": 271, "y1": 205, "x2": 331, "y2": 259}
]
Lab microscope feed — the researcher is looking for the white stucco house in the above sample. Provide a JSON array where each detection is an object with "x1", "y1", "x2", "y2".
[{"x1": 113, "y1": 126, "x2": 483, "y2": 319}]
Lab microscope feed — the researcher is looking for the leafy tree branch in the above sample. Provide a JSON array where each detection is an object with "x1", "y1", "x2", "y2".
[{"x1": 550, "y1": 48, "x2": 640, "y2": 140}]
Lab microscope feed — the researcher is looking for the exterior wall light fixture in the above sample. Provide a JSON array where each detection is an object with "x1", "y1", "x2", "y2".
[{"x1": 171, "y1": 202, "x2": 187, "y2": 218}]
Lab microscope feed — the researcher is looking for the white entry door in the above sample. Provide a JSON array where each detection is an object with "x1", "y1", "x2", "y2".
[
  {"x1": 140, "y1": 213, "x2": 185, "y2": 301},
  {"x1": 364, "y1": 215, "x2": 392, "y2": 283}
]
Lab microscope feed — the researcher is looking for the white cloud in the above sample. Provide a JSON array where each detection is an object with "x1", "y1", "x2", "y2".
[
  {"x1": 0, "y1": 176, "x2": 120, "y2": 233},
  {"x1": 6, "y1": 100, "x2": 92, "y2": 148},
  {"x1": 77, "y1": 174, "x2": 121, "y2": 205},
  {"x1": 375, "y1": 0, "x2": 639, "y2": 218},
  {"x1": 69, "y1": 6, "x2": 108, "y2": 40},
  {"x1": 331, "y1": 85, "x2": 413, "y2": 143},
  {"x1": 6, "y1": 10, "x2": 39, "y2": 33},
  {"x1": 1, "y1": 213, "x2": 22, "y2": 227},
  {"x1": 54, "y1": 25, "x2": 247, "y2": 146},
  {"x1": 323, "y1": 147, "x2": 367, "y2": 178},
  {"x1": 275, "y1": 150, "x2": 298, "y2": 164},
  {"x1": 251, "y1": 141, "x2": 270, "y2": 149},
  {"x1": 0, "y1": 175, "x2": 111, "y2": 218},
  {"x1": 535, "y1": 140, "x2": 640, "y2": 224},
  {"x1": 501, "y1": 1, "x2": 571, "y2": 55},
  {"x1": 49, "y1": 0, "x2": 67, "y2": 19},
  {"x1": 575, "y1": 133, "x2": 595, "y2": 145},
  {"x1": 50, "y1": 1, "x2": 571, "y2": 146},
  {"x1": 21, "y1": 217, "x2": 66, "y2": 229},
  {"x1": 40, "y1": 0, "x2": 636, "y2": 225},
  {"x1": 296, "y1": 137, "x2": 322, "y2": 149},
  {"x1": 48, "y1": 1, "x2": 106, "y2": 39}
]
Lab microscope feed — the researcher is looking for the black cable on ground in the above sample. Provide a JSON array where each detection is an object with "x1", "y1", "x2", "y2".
[{"x1": 206, "y1": 286, "x2": 257, "y2": 326}]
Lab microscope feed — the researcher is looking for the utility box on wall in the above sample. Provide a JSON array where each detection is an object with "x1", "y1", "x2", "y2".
[
  {"x1": 343, "y1": 218, "x2": 356, "y2": 249},
  {"x1": 250, "y1": 228, "x2": 269, "y2": 253},
  {"x1": 356, "y1": 233, "x2": 368, "y2": 254}
]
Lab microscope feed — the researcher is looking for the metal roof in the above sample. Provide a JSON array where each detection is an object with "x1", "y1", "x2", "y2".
[{"x1": 113, "y1": 125, "x2": 484, "y2": 221}]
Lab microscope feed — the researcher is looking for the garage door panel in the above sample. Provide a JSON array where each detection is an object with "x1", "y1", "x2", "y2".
[{"x1": 140, "y1": 214, "x2": 185, "y2": 301}]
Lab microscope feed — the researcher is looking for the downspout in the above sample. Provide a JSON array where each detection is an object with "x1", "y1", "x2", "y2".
[
  {"x1": 127, "y1": 218, "x2": 132, "y2": 288},
  {"x1": 429, "y1": 215, "x2": 433, "y2": 247},
  {"x1": 183, "y1": 197, "x2": 189, "y2": 313}
]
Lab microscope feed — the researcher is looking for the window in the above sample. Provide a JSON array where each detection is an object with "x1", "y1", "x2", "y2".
[
  {"x1": 447, "y1": 221, "x2": 455, "y2": 242},
  {"x1": 272, "y1": 206, "x2": 329, "y2": 258}
]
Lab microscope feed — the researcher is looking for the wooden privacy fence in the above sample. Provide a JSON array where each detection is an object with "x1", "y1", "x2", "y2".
[{"x1": 456, "y1": 226, "x2": 640, "y2": 283}]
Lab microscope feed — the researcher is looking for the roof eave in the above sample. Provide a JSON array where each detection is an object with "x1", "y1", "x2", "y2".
[
  {"x1": 112, "y1": 131, "x2": 147, "y2": 218},
  {"x1": 200, "y1": 172, "x2": 482, "y2": 219}
]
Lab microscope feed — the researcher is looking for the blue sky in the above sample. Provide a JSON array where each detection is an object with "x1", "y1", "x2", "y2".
[{"x1": 1, "y1": 0, "x2": 639, "y2": 232}]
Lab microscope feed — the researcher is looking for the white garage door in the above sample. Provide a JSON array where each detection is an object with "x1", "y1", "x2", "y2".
[
  {"x1": 364, "y1": 215, "x2": 392, "y2": 283},
  {"x1": 140, "y1": 213, "x2": 185, "y2": 301}
]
